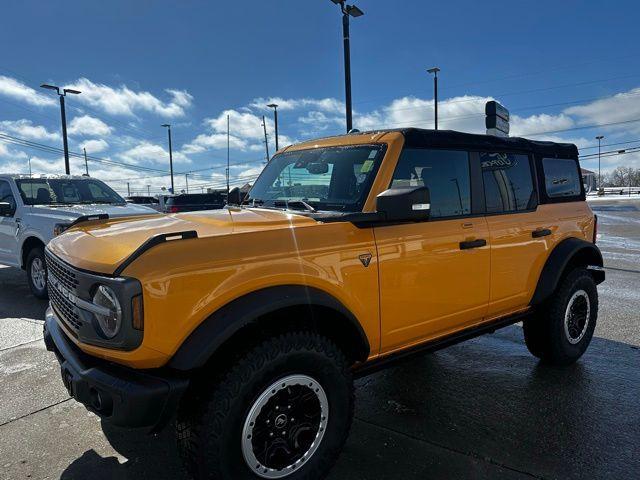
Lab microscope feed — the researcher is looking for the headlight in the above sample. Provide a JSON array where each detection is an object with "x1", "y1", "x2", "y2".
[
  {"x1": 92, "y1": 285, "x2": 122, "y2": 339},
  {"x1": 54, "y1": 223, "x2": 71, "y2": 236}
]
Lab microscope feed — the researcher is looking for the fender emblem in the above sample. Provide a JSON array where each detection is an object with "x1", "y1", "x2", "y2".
[{"x1": 359, "y1": 253, "x2": 372, "y2": 267}]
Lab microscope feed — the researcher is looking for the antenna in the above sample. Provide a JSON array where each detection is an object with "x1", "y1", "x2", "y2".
[{"x1": 262, "y1": 115, "x2": 270, "y2": 163}]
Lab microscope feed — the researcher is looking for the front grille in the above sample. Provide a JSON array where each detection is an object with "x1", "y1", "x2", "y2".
[
  {"x1": 46, "y1": 252, "x2": 82, "y2": 334},
  {"x1": 49, "y1": 284, "x2": 81, "y2": 333},
  {"x1": 46, "y1": 252, "x2": 79, "y2": 291}
]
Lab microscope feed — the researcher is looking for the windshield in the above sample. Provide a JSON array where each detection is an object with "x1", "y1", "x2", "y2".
[
  {"x1": 245, "y1": 145, "x2": 385, "y2": 212},
  {"x1": 16, "y1": 178, "x2": 125, "y2": 206}
]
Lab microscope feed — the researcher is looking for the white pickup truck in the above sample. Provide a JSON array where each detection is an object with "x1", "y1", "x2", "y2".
[{"x1": 0, "y1": 174, "x2": 157, "y2": 298}]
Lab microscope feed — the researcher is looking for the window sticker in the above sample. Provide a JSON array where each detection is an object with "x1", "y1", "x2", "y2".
[{"x1": 360, "y1": 159, "x2": 374, "y2": 173}]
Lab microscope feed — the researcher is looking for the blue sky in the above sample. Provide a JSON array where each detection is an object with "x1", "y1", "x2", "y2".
[{"x1": 0, "y1": 0, "x2": 639, "y2": 194}]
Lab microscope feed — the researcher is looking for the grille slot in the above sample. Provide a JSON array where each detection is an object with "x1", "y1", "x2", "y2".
[
  {"x1": 45, "y1": 252, "x2": 79, "y2": 291},
  {"x1": 46, "y1": 252, "x2": 82, "y2": 333}
]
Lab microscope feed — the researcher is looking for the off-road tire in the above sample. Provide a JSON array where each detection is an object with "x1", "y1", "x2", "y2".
[
  {"x1": 26, "y1": 246, "x2": 48, "y2": 299},
  {"x1": 176, "y1": 331, "x2": 354, "y2": 480},
  {"x1": 523, "y1": 268, "x2": 597, "y2": 365}
]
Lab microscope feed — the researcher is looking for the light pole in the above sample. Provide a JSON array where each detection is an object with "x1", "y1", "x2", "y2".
[
  {"x1": 596, "y1": 135, "x2": 604, "y2": 190},
  {"x1": 267, "y1": 103, "x2": 279, "y2": 151},
  {"x1": 40, "y1": 84, "x2": 81, "y2": 174},
  {"x1": 427, "y1": 67, "x2": 440, "y2": 130},
  {"x1": 262, "y1": 115, "x2": 270, "y2": 162},
  {"x1": 162, "y1": 124, "x2": 175, "y2": 193},
  {"x1": 329, "y1": 0, "x2": 364, "y2": 133}
]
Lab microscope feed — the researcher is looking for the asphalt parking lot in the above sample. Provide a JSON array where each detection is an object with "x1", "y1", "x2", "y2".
[{"x1": 1, "y1": 198, "x2": 639, "y2": 480}]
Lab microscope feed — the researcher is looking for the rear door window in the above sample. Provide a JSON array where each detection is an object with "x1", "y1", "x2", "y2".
[
  {"x1": 391, "y1": 149, "x2": 472, "y2": 218},
  {"x1": 542, "y1": 158, "x2": 582, "y2": 198},
  {"x1": 480, "y1": 152, "x2": 536, "y2": 213}
]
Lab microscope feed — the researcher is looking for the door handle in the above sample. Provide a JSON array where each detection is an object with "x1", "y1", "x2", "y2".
[
  {"x1": 459, "y1": 239, "x2": 487, "y2": 250},
  {"x1": 532, "y1": 228, "x2": 552, "y2": 238}
]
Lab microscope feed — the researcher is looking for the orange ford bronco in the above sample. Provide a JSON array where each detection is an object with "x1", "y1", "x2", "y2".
[{"x1": 43, "y1": 129, "x2": 604, "y2": 480}]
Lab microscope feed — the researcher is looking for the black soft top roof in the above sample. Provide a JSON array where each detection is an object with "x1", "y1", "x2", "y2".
[{"x1": 373, "y1": 128, "x2": 578, "y2": 158}]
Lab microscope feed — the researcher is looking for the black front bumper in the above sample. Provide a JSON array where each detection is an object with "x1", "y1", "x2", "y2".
[{"x1": 43, "y1": 307, "x2": 188, "y2": 430}]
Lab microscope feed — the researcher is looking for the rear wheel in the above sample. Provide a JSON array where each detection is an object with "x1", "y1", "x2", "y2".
[
  {"x1": 26, "y1": 246, "x2": 48, "y2": 299},
  {"x1": 524, "y1": 268, "x2": 597, "y2": 365},
  {"x1": 177, "y1": 332, "x2": 354, "y2": 480}
]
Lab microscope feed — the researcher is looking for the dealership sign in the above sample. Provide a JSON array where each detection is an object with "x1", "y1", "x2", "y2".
[{"x1": 486, "y1": 101, "x2": 510, "y2": 137}]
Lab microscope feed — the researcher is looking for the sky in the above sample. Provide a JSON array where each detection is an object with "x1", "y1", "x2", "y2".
[{"x1": 0, "y1": 0, "x2": 639, "y2": 195}]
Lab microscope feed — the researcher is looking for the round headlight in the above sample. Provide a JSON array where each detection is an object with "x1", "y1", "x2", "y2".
[{"x1": 92, "y1": 285, "x2": 122, "y2": 339}]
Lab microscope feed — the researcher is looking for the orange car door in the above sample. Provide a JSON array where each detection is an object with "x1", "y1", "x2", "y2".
[
  {"x1": 478, "y1": 151, "x2": 550, "y2": 318},
  {"x1": 376, "y1": 148, "x2": 490, "y2": 353}
]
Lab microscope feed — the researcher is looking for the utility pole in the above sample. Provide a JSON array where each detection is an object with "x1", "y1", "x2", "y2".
[
  {"x1": 185, "y1": 173, "x2": 189, "y2": 193},
  {"x1": 427, "y1": 67, "x2": 440, "y2": 130},
  {"x1": 162, "y1": 124, "x2": 175, "y2": 193},
  {"x1": 127, "y1": 182, "x2": 131, "y2": 197},
  {"x1": 267, "y1": 103, "x2": 279, "y2": 151},
  {"x1": 40, "y1": 84, "x2": 81, "y2": 175},
  {"x1": 147, "y1": 184, "x2": 151, "y2": 196},
  {"x1": 227, "y1": 114, "x2": 230, "y2": 199},
  {"x1": 262, "y1": 115, "x2": 270, "y2": 162},
  {"x1": 83, "y1": 148, "x2": 89, "y2": 175},
  {"x1": 329, "y1": 0, "x2": 364, "y2": 132},
  {"x1": 596, "y1": 135, "x2": 604, "y2": 190}
]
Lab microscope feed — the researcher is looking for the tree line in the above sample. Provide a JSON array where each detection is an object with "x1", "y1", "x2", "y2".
[{"x1": 599, "y1": 166, "x2": 640, "y2": 187}]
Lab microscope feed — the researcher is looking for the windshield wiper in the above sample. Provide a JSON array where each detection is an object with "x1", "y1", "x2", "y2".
[{"x1": 274, "y1": 200, "x2": 317, "y2": 212}]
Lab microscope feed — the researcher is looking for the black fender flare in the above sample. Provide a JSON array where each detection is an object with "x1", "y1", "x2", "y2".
[
  {"x1": 529, "y1": 237, "x2": 604, "y2": 307},
  {"x1": 168, "y1": 285, "x2": 370, "y2": 370}
]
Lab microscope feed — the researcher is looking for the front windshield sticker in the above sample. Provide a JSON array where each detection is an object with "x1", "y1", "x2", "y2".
[
  {"x1": 368, "y1": 149, "x2": 378, "y2": 159},
  {"x1": 360, "y1": 160, "x2": 374, "y2": 173}
]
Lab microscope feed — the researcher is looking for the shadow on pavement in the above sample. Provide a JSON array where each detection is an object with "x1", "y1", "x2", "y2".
[{"x1": 57, "y1": 326, "x2": 640, "y2": 480}]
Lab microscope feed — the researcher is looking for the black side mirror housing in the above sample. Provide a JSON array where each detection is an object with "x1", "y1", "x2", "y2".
[
  {"x1": 376, "y1": 186, "x2": 431, "y2": 222},
  {"x1": 0, "y1": 202, "x2": 14, "y2": 217}
]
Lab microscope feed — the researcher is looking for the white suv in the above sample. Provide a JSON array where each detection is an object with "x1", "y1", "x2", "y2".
[{"x1": 0, "y1": 174, "x2": 157, "y2": 298}]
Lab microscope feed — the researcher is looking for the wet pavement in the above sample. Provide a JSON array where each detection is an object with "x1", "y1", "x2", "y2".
[{"x1": 0, "y1": 198, "x2": 638, "y2": 479}]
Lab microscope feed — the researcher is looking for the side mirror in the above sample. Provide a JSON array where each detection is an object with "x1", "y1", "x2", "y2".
[
  {"x1": 0, "y1": 202, "x2": 14, "y2": 217},
  {"x1": 376, "y1": 186, "x2": 430, "y2": 222}
]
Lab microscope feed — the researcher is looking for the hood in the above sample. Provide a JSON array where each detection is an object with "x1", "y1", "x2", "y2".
[
  {"x1": 47, "y1": 207, "x2": 318, "y2": 274},
  {"x1": 30, "y1": 203, "x2": 157, "y2": 222}
]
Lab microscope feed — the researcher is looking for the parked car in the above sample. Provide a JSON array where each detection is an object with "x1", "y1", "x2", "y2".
[
  {"x1": 162, "y1": 192, "x2": 226, "y2": 213},
  {"x1": 43, "y1": 129, "x2": 604, "y2": 480},
  {"x1": 126, "y1": 195, "x2": 162, "y2": 212},
  {"x1": 0, "y1": 174, "x2": 157, "y2": 298}
]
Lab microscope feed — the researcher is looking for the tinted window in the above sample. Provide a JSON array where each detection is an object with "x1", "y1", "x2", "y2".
[
  {"x1": 167, "y1": 194, "x2": 225, "y2": 206},
  {"x1": 391, "y1": 149, "x2": 471, "y2": 218},
  {"x1": 480, "y1": 153, "x2": 535, "y2": 213},
  {"x1": 16, "y1": 178, "x2": 124, "y2": 205},
  {"x1": 542, "y1": 158, "x2": 581, "y2": 198},
  {"x1": 0, "y1": 180, "x2": 16, "y2": 213}
]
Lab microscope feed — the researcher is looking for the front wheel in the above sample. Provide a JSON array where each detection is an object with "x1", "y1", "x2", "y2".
[
  {"x1": 26, "y1": 246, "x2": 48, "y2": 299},
  {"x1": 523, "y1": 268, "x2": 598, "y2": 365},
  {"x1": 177, "y1": 332, "x2": 354, "y2": 480}
]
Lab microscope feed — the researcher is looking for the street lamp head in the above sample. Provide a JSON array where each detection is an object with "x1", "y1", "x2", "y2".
[
  {"x1": 596, "y1": 135, "x2": 604, "y2": 140},
  {"x1": 267, "y1": 103, "x2": 278, "y2": 109},
  {"x1": 427, "y1": 67, "x2": 440, "y2": 75},
  {"x1": 346, "y1": 4, "x2": 364, "y2": 17},
  {"x1": 330, "y1": 0, "x2": 343, "y2": 4},
  {"x1": 63, "y1": 88, "x2": 81, "y2": 95},
  {"x1": 40, "y1": 84, "x2": 60, "y2": 94},
  {"x1": 161, "y1": 124, "x2": 171, "y2": 128}
]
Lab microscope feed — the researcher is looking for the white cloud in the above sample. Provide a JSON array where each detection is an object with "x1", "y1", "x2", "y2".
[
  {"x1": 249, "y1": 97, "x2": 344, "y2": 113},
  {"x1": 68, "y1": 115, "x2": 112, "y2": 137},
  {"x1": 0, "y1": 76, "x2": 56, "y2": 107},
  {"x1": 79, "y1": 139, "x2": 109, "y2": 153},
  {"x1": 510, "y1": 113, "x2": 575, "y2": 137},
  {"x1": 565, "y1": 87, "x2": 640, "y2": 134},
  {"x1": 120, "y1": 141, "x2": 190, "y2": 164},
  {"x1": 0, "y1": 119, "x2": 58, "y2": 141},
  {"x1": 183, "y1": 109, "x2": 293, "y2": 155},
  {"x1": 65, "y1": 78, "x2": 194, "y2": 117}
]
